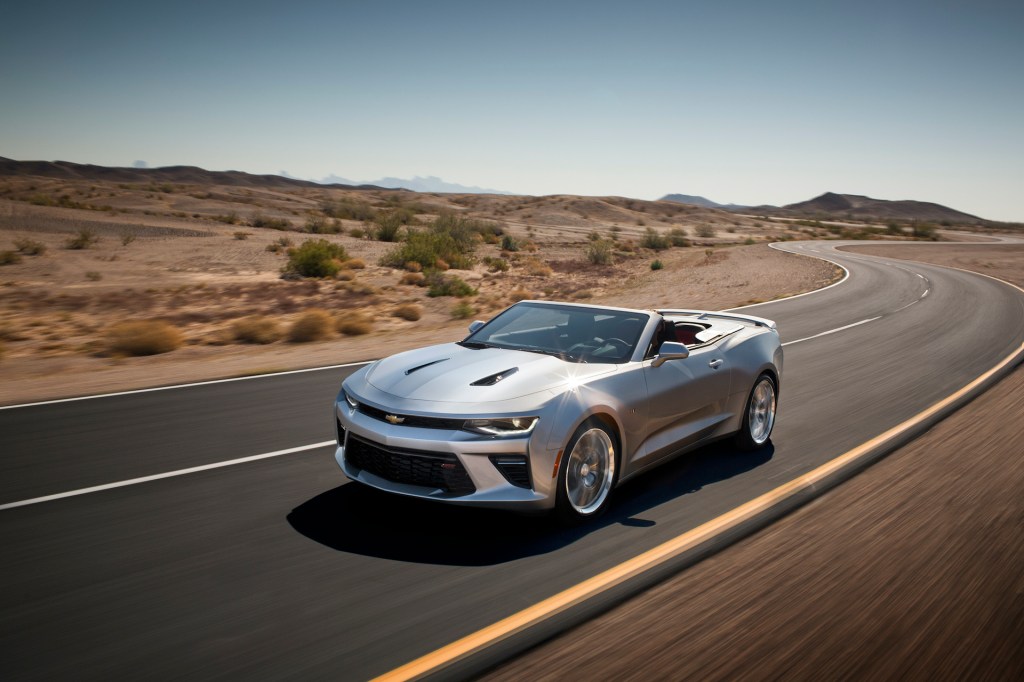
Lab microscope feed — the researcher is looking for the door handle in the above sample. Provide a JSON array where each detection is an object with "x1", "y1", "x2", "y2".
[{"x1": 708, "y1": 359, "x2": 724, "y2": 369}]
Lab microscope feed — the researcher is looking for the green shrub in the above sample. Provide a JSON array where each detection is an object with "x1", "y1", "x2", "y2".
[
  {"x1": 381, "y1": 230, "x2": 473, "y2": 271},
  {"x1": 284, "y1": 239, "x2": 348, "y2": 278},
  {"x1": 65, "y1": 229, "x2": 99, "y2": 250},
  {"x1": 213, "y1": 212, "x2": 241, "y2": 225},
  {"x1": 912, "y1": 222, "x2": 938, "y2": 239},
  {"x1": 233, "y1": 231, "x2": 250, "y2": 240},
  {"x1": 288, "y1": 310, "x2": 333, "y2": 342},
  {"x1": 669, "y1": 228, "x2": 690, "y2": 247},
  {"x1": 232, "y1": 316, "x2": 283, "y2": 344},
  {"x1": 483, "y1": 256, "x2": 509, "y2": 272},
  {"x1": 14, "y1": 239, "x2": 46, "y2": 255},
  {"x1": 585, "y1": 239, "x2": 614, "y2": 265},
  {"x1": 107, "y1": 320, "x2": 184, "y2": 356},
  {"x1": 450, "y1": 301, "x2": 475, "y2": 319},
  {"x1": 650, "y1": 260, "x2": 664, "y2": 270},
  {"x1": 427, "y1": 274, "x2": 477, "y2": 298},
  {"x1": 501, "y1": 234, "x2": 519, "y2": 252},
  {"x1": 0, "y1": 250, "x2": 22, "y2": 265},
  {"x1": 250, "y1": 213, "x2": 292, "y2": 230},
  {"x1": 640, "y1": 227, "x2": 670, "y2": 250},
  {"x1": 373, "y1": 210, "x2": 404, "y2": 242},
  {"x1": 695, "y1": 225, "x2": 715, "y2": 238},
  {"x1": 305, "y1": 213, "x2": 340, "y2": 234},
  {"x1": 744, "y1": 237, "x2": 756, "y2": 245},
  {"x1": 321, "y1": 198, "x2": 376, "y2": 221}
]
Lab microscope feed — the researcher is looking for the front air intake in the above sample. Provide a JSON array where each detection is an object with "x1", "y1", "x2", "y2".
[{"x1": 490, "y1": 455, "x2": 532, "y2": 489}]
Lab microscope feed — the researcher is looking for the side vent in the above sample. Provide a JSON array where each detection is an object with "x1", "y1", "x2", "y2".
[
  {"x1": 404, "y1": 358, "x2": 449, "y2": 375},
  {"x1": 470, "y1": 367, "x2": 519, "y2": 386}
]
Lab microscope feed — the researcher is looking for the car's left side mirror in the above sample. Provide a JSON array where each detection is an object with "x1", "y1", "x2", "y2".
[
  {"x1": 652, "y1": 341, "x2": 689, "y2": 367},
  {"x1": 468, "y1": 320, "x2": 485, "y2": 333}
]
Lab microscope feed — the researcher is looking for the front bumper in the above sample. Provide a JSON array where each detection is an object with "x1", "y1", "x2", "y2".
[{"x1": 335, "y1": 401, "x2": 554, "y2": 510}]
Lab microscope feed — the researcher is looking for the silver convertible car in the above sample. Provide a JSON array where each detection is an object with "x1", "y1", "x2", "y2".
[{"x1": 334, "y1": 300, "x2": 782, "y2": 522}]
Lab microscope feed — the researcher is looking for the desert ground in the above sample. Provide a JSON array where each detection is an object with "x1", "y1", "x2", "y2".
[
  {"x1": 0, "y1": 178, "x2": 849, "y2": 404},
  {"x1": 487, "y1": 244, "x2": 1023, "y2": 680}
]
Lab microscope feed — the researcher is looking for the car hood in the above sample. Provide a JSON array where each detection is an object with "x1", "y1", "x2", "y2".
[{"x1": 364, "y1": 343, "x2": 615, "y2": 404}]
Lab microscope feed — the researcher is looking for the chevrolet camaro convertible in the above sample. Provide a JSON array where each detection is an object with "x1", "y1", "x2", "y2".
[{"x1": 335, "y1": 300, "x2": 782, "y2": 522}]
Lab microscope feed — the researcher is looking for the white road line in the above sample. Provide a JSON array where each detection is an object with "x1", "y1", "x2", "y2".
[
  {"x1": 782, "y1": 316, "x2": 882, "y2": 347},
  {"x1": 0, "y1": 440, "x2": 336, "y2": 511},
  {"x1": 0, "y1": 362, "x2": 373, "y2": 411}
]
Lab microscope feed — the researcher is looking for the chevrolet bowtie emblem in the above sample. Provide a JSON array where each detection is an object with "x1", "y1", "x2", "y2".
[{"x1": 385, "y1": 414, "x2": 405, "y2": 424}]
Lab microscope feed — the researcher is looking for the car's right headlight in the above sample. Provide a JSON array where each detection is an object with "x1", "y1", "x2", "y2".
[{"x1": 463, "y1": 417, "x2": 539, "y2": 437}]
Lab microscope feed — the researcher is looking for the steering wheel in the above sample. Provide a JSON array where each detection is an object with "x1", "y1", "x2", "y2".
[{"x1": 601, "y1": 337, "x2": 631, "y2": 355}]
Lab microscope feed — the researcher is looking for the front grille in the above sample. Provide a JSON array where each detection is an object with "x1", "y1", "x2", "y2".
[
  {"x1": 490, "y1": 455, "x2": 532, "y2": 489},
  {"x1": 345, "y1": 435, "x2": 475, "y2": 495},
  {"x1": 357, "y1": 403, "x2": 465, "y2": 430}
]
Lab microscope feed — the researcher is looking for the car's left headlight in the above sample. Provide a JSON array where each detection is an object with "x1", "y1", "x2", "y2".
[
  {"x1": 463, "y1": 417, "x2": 539, "y2": 437},
  {"x1": 342, "y1": 390, "x2": 359, "y2": 410}
]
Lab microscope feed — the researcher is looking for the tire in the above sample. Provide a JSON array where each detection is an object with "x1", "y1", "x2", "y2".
[
  {"x1": 734, "y1": 373, "x2": 777, "y2": 451},
  {"x1": 555, "y1": 417, "x2": 618, "y2": 524}
]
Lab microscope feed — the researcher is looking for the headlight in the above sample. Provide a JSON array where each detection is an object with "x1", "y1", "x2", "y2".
[
  {"x1": 343, "y1": 390, "x2": 359, "y2": 410},
  {"x1": 463, "y1": 417, "x2": 539, "y2": 437}
]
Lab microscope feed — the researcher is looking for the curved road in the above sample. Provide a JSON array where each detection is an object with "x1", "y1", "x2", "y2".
[{"x1": 1, "y1": 241, "x2": 1022, "y2": 680}]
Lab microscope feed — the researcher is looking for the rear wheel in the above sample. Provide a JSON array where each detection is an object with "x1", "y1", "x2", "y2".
[
  {"x1": 735, "y1": 373, "x2": 777, "y2": 450},
  {"x1": 555, "y1": 418, "x2": 617, "y2": 524}
]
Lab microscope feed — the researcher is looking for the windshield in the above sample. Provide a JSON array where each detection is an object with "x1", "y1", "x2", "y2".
[{"x1": 462, "y1": 302, "x2": 649, "y2": 363}]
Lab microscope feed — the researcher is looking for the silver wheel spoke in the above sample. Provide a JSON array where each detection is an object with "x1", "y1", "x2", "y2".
[
  {"x1": 748, "y1": 379, "x2": 776, "y2": 445},
  {"x1": 565, "y1": 428, "x2": 615, "y2": 514}
]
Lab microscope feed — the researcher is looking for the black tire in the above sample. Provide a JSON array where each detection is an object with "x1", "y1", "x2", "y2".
[
  {"x1": 734, "y1": 373, "x2": 777, "y2": 451},
  {"x1": 555, "y1": 417, "x2": 618, "y2": 524}
]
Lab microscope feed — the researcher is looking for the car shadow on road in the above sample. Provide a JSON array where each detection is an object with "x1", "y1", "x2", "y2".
[{"x1": 287, "y1": 440, "x2": 773, "y2": 566}]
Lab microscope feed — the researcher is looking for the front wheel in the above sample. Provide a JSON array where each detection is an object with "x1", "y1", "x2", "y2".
[
  {"x1": 555, "y1": 418, "x2": 618, "y2": 524},
  {"x1": 734, "y1": 373, "x2": 777, "y2": 451}
]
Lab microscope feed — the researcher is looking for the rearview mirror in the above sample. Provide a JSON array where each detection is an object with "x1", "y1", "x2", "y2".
[
  {"x1": 652, "y1": 341, "x2": 689, "y2": 367},
  {"x1": 468, "y1": 320, "x2": 485, "y2": 333}
]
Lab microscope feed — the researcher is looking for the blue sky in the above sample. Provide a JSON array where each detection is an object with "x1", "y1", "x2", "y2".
[{"x1": 2, "y1": 0, "x2": 1021, "y2": 220}]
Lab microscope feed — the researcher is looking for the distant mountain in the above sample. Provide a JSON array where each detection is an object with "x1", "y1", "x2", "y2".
[
  {"x1": 661, "y1": 193, "x2": 748, "y2": 210},
  {"x1": 318, "y1": 174, "x2": 510, "y2": 195},
  {"x1": 0, "y1": 157, "x2": 386, "y2": 190},
  {"x1": 777, "y1": 192, "x2": 984, "y2": 224}
]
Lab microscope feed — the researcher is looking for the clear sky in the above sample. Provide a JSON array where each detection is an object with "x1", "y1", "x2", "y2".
[{"x1": 2, "y1": 0, "x2": 1021, "y2": 220}]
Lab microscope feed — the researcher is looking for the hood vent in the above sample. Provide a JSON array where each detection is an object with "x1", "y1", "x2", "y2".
[
  {"x1": 404, "y1": 358, "x2": 450, "y2": 375},
  {"x1": 470, "y1": 367, "x2": 519, "y2": 386}
]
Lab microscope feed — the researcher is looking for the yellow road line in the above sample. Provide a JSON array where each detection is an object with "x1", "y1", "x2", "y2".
[{"x1": 375, "y1": 272, "x2": 1024, "y2": 682}]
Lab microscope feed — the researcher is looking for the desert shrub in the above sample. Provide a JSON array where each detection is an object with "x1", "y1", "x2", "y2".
[
  {"x1": 886, "y1": 222, "x2": 904, "y2": 235},
  {"x1": 373, "y1": 210, "x2": 404, "y2": 242},
  {"x1": 392, "y1": 303, "x2": 422, "y2": 321},
  {"x1": 650, "y1": 260, "x2": 664, "y2": 270},
  {"x1": 524, "y1": 257, "x2": 552, "y2": 277},
  {"x1": 284, "y1": 239, "x2": 348, "y2": 278},
  {"x1": 232, "y1": 316, "x2": 283, "y2": 344},
  {"x1": 343, "y1": 258, "x2": 366, "y2": 269},
  {"x1": 287, "y1": 309, "x2": 333, "y2": 342},
  {"x1": 349, "y1": 227, "x2": 366, "y2": 239},
  {"x1": 250, "y1": 213, "x2": 292, "y2": 230},
  {"x1": 695, "y1": 225, "x2": 715, "y2": 238},
  {"x1": 450, "y1": 301, "x2": 475, "y2": 319},
  {"x1": 381, "y1": 230, "x2": 473, "y2": 271},
  {"x1": 483, "y1": 256, "x2": 509, "y2": 272},
  {"x1": 65, "y1": 229, "x2": 99, "y2": 250},
  {"x1": 912, "y1": 222, "x2": 938, "y2": 239},
  {"x1": 335, "y1": 310, "x2": 374, "y2": 336},
  {"x1": 744, "y1": 237, "x2": 756, "y2": 245},
  {"x1": 400, "y1": 272, "x2": 426, "y2": 286},
  {"x1": 640, "y1": 227, "x2": 670, "y2": 250},
  {"x1": 427, "y1": 274, "x2": 477, "y2": 298},
  {"x1": 14, "y1": 239, "x2": 46, "y2": 255},
  {"x1": 508, "y1": 287, "x2": 533, "y2": 302},
  {"x1": 586, "y1": 239, "x2": 614, "y2": 265},
  {"x1": 121, "y1": 233, "x2": 136, "y2": 246},
  {"x1": 588, "y1": 230, "x2": 601, "y2": 241},
  {"x1": 213, "y1": 212, "x2": 241, "y2": 225},
  {"x1": 233, "y1": 231, "x2": 250, "y2": 240},
  {"x1": 669, "y1": 228, "x2": 690, "y2": 247},
  {"x1": 107, "y1": 320, "x2": 183, "y2": 356},
  {"x1": 85, "y1": 271, "x2": 102, "y2": 281},
  {"x1": 305, "y1": 213, "x2": 340, "y2": 234},
  {"x1": 321, "y1": 198, "x2": 376, "y2": 221},
  {"x1": 336, "y1": 270, "x2": 355, "y2": 281},
  {"x1": 404, "y1": 260, "x2": 422, "y2": 272},
  {"x1": 501, "y1": 235, "x2": 519, "y2": 252},
  {"x1": 1, "y1": 250, "x2": 23, "y2": 265},
  {"x1": 431, "y1": 213, "x2": 503, "y2": 249}
]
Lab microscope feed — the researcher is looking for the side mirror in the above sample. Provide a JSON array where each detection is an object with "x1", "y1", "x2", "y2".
[
  {"x1": 652, "y1": 341, "x2": 689, "y2": 367},
  {"x1": 468, "y1": 320, "x2": 485, "y2": 334}
]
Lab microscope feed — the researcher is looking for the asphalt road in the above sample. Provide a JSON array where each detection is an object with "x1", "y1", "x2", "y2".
[{"x1": 2, "y1": 241, "x2": 1022, "y2": 680}]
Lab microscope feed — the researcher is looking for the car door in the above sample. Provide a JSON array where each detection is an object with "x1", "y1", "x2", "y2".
[{"x1": 633, "y1": 342, "x2": 733, "y2": 468}]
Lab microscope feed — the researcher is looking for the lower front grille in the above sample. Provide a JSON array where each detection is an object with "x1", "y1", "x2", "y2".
[{"x1": 345, "y1": 435, "x2": 476, "y2": 495}]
